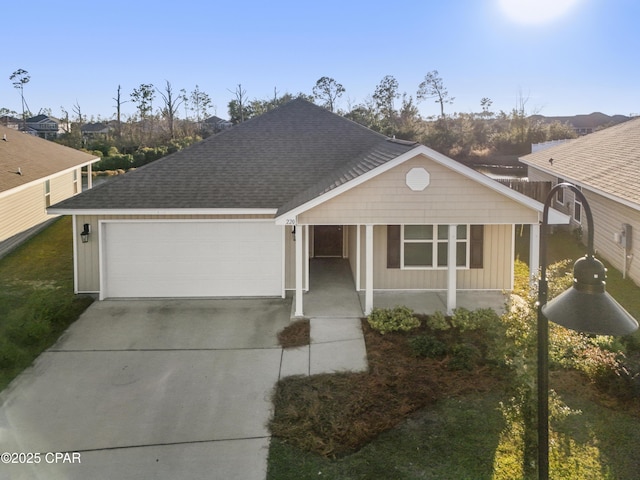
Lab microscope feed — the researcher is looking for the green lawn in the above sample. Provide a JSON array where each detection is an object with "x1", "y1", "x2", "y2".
[{"x1": 0, "y1": 217, "x2": 93, "y2": 390}]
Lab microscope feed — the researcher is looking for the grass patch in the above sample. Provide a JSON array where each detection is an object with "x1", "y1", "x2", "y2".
[
  {"x1": 278, "y1": 319, "x2": 310, "y2": 348},
  {"x1": 0, "y1": 217, "x2": 93, "y2": 390}
]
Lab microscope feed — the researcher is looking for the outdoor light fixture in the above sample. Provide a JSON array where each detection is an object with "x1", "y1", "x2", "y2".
[
  {"x1": 536, "y1": 182, "x2": 638, "y2": 480},
  {"x1": 80, "y1": 223, "x2": 91, "y2": 243}
]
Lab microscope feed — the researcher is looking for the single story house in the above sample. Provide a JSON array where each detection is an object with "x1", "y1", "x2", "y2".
[
  {"x1": 0, "y1": 126, "x2": 100, "y2": 256},
  {"x1": 520, "y1": 117, "x2": 640, "y2": 287},
  {"x1": 49, "y1": 99, "x2": 567, "y2": 316}
]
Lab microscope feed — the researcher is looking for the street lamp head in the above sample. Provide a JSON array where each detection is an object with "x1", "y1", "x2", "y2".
[{"x1": 542, "y1": 254, "x2": 639, "y2": 336}]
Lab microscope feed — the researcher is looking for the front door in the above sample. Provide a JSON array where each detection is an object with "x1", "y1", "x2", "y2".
[{"x1": 313, "y1": 225, "x2": 343, "y2": 257}]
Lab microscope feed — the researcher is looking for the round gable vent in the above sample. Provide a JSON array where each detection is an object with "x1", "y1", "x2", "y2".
[{"x1": 406, "y1": 167, "x2": 430, "y2": 191}]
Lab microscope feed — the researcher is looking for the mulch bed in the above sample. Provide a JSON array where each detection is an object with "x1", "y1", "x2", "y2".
[{"x1": 270, "y1": 320, "x2": 500, "y2": 457}]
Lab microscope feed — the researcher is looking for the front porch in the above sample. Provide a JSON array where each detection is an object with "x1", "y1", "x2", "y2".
[{"x1": 295, "y1": 258, "x2": 509, "y2": 318}]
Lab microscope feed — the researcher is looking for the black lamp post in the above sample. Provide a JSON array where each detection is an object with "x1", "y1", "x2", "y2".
[{"x1": 536, "y1": 183, "x2": 638, "y2": 479}]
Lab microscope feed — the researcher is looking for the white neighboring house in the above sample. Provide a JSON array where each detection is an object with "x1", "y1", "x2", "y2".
[
  {"x1": 0, "y1": 126, "x2": 100, "y2": 257},
  {"x1": 520, "y1": 117, "x2": 640, "y2": 286}
]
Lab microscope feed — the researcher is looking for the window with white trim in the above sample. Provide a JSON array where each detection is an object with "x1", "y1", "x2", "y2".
[
  {"x1": 401, "y1": 224, "x2": 469, "y2": 269},
  {"x1": 73, "y1": 169, "x2": 79, "y2": 194},
  {"x1": 44, "y1": 180, "x2": 51, "y2": 207},
  {"x1": 556, "y1": 178, "x2": 564, "y2": 204},
  {"x1": 573, "y1": 185, "x2": 582, "y2": 224}
]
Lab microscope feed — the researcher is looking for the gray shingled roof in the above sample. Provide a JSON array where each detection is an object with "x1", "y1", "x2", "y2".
[
  {"x1": 520, "y1": 117, "x2": 640, "y2": 207},
  {"x1": 1, "y1": 126, "x2": 99, "y2": 194},
  {"x1": 51, "y1": 99, "x2": 413, "y2": 211}
]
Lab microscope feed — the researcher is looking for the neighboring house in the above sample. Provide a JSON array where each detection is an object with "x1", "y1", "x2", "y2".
[
  {"x1": 25, "y1": 115, "x2": 68, "y2": 139},
  {"x1": 0, "y1": 126, "x2": 100, "y2": 256},
  {"x1": 81, "y1": 122, "x2": 112, "y2": 139},
  {"x1": 203, "y1": 115, "x2": 233, "y2": 133},
  {"x1": 530, "y1": 112, "x2": 630, "y2": 136},
  {"x1": 49, "y1": 99, "x2": 567, "y2": 316},
  {"x1": 0, "y1": 116, "x2": 21, "y2": 130},
  {"x1": 520, "y1": 117, "x2": 640, "y2": 286}
]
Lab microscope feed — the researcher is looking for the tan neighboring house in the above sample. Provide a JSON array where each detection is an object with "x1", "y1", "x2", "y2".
[
  {"x1": 520, "y1": 117, "x2": 640, "y2": 286},
  {"x1": 0, "y1": 126, "x2": 100, "y2": 256},
  {"x1": 49, "y1": 99, "x2": 567, "y2": 316}
]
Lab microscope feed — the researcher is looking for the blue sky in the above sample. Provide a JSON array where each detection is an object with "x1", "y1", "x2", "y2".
[{"x1": 2, "y1": 0, "x2": 638, "y2": 121}]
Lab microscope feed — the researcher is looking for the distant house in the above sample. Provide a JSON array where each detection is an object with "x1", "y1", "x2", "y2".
[
  {"x1": 530, "y1": 112, "x2": 631, "y2": 136},
  {"x1": 0, "y1": 116, "x2": 21, "y2": 130},
  {"x1": 520, "y1": 118, "x2": 640, "y2": 286},
  {"x1": 203, "y1": 115, "x2": 233, "y2": 134},
  {"x1": 25, "y1": 115, "x2": 68, "y2": 139},
  {"x1": 81, "y1": 122, "x2": 112, "y2": 139},
  {"x1": 0, "y1": 126, "x2": 100, "y2": 257}
]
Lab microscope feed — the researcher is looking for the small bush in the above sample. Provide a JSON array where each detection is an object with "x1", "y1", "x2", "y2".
[
  {"x1": 367, "y1": 306, "x2": 420, "y2": 335},
  {"x1": 448, "y1": 343, "x2": 481, "y2": 371},
  {"x1": 409, "y1": 335, "x2": 447, "y2": 358},
  {"x1": 426, "y1": 310, "x2": 450, "y2": 331}
]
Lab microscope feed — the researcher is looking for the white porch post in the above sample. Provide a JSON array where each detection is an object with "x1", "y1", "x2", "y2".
[
  {"x1": 295, "y1": 223, "x2": 304, "y2": 317},
  {"x1": 356, "y1": 225, "x2": 361, "y2": 290},
  {"x1": 365, "y1": 224, "x2": 374, "y2": 315},
  {"x1": 86, "y1": 164, "x2": 93, "y2": 189},
  {"x1": 447, "y1": 224, "x2": 457, "y2": 315},
  {"x1": 529, "y1": 223, "x2": 541, "y2": 285}
]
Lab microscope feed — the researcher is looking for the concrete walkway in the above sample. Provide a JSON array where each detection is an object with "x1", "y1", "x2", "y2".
[{"x1": 279, "y1": 318, "x2": 368, "y2": 378}]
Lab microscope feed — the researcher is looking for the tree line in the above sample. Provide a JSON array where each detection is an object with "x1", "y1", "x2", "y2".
[{"x1": 4, "y1": 68, "x2": 579, "y2": 167}]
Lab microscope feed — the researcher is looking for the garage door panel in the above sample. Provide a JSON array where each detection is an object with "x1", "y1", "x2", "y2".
[{"x1": 102, "y1": 222, "x2": 283, "y2": 298}]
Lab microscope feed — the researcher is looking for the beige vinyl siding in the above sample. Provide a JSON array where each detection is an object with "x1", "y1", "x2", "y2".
[
  {"x1": 529, "y1": 166, "x2": 640, "y2": 286},
  {"x1": 298, "y1": 155, "x2": 539, "y2": 226},
  {"x1": 0, "y1": 169, "x2": 79, "y2": 242},
  {"x1": 527, "y1": 167, "x2": 575, "y2": 221},
  {"x1": 75, "y1": 213, "x2": 276, "y2": 293},
  {"x1": 284, "y1": 224, "x2": 308, "y2": 290},
  {"x1": 369, "y1": 224, "x2": 512, "y2": 290},
  {"x1": 585, "y1": 191, "x2": 640, "y2": 287}
]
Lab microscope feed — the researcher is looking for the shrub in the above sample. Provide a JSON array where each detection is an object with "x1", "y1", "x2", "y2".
[
  {"x1": 409, "y1": 335, "x2": 447, "y2": 358},
  {"x1": 426, "y1": 310, "x2": 450, "y2": 331},
  {"x1": 367, "y1": 306, "x2": 420, "y2": 335},
  {"x1": 448, "y1": 343, "x2": 482, "y2": 371}
]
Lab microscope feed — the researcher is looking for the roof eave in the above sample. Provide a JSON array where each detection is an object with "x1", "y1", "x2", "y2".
[{"x1": 47, "y1": 207, "x2": 278, "y2": 216}]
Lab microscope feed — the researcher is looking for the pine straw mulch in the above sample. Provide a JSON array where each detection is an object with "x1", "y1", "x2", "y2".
[
  {"x1": 270, "y1": 320, "x2": 501, "y2": 458},
  {"x1": 277, "y1": 319, "x2": 310, "y2": 348}
]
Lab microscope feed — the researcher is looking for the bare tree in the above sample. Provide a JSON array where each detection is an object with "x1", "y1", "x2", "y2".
[
  {"x1": 72, "y1": 100, "x2": 84, "y2": 131},
  {"x1": 417, "y1": 70, "x2": 454, "y2": 118},
  {"x1": 228, "y1": 84, "x2": 248, "y2": 123},
  {"x1": 10, "y1": 68, "x2": 31, "y2": 127},
  {"x1": 112, "y1": 85, "x2": 128, "y2": 138},
  {"x1": 157, "y1": 80, "x2": 183, "y2": 139},
  {"x1": 189, "y1": 85, "x2": 212, "y2": 124},
  {"x1": 312, "y1": 77, "x2": 345, "y2": 112}
]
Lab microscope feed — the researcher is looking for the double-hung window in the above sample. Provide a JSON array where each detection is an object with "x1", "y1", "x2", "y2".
[{"x1": 402, "y1": 225, "x2": 469, "y2": 269}]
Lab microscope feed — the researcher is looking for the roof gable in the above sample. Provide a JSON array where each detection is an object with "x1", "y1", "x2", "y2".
[{"x1": 520, "y1": 117, "x2": 640, "y2": 208}]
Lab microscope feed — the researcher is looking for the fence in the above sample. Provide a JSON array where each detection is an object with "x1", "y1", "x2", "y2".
[{"x1": 496, "y1": 179, "x2": 552, "y2": 203}]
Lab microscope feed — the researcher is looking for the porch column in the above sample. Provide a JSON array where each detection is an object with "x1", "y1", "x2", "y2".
[
  {"x1": 304, "y1": 225, "x2": 310, "y2": 291},
  {"x1": 529, "y1": 223, "x2": 540, "y2": 286},
  {"x1": 86, "y1": 164, "x2": 93, "y2": 189},
  {"x1": 365, "y1": 224, "x2": 374, "y2": 315},
  {"x1": 446, "y1": 224, "x2": 457, "y2": 315},
  {"x1": 295, "y1": 223, "x2": 304, "y2": 317},
  {"x1": 355, "y1": 225, "x2": 361, "y2": 290}
]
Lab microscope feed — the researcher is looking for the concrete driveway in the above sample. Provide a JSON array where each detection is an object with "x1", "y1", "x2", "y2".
[{"x1": 0, "y1": 298, "x2": 292, "y2": 480}]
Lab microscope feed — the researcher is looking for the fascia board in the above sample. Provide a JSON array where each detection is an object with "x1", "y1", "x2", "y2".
[{"x1": 47, "y1": 207, "x2": 278, "y2": 216}]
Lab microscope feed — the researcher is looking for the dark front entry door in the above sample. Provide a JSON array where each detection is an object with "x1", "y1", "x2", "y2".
[{"x1": 314, "y1": 225, "x2": 343, "y2": 257}]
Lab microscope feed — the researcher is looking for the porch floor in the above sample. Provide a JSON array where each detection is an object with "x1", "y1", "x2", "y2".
[{"x1": 297, "y1": 258, "x2": 509, "y2": 318}]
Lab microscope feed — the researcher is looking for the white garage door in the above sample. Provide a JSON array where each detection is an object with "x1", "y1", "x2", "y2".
[{"x1": 101, "y1": 221, "x2": 283, "y2": 298}]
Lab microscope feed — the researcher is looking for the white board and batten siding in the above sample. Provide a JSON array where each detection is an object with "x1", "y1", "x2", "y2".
[{"x1": 98, "y1": 220, "x2": 283, "y2": 299}]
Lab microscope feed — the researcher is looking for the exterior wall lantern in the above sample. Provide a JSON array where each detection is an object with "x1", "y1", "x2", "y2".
[
  {"x1": 80, "y1": 223, "x2": 91, "y2": 243},
  {"x1": 536, "y1": 182, "x2": 638, "y2": 479}
]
